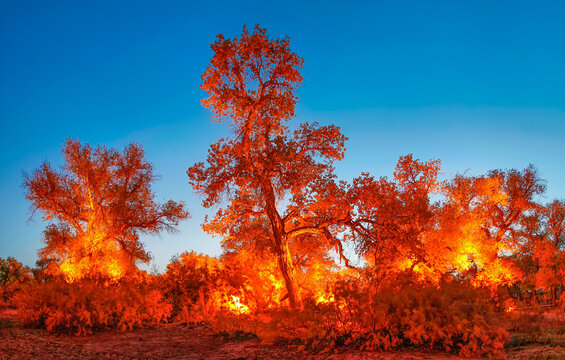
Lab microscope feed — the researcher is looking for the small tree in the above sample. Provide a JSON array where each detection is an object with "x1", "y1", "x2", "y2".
[
  {"x1": 24, "y1": 139, "x2": 189, "y2": 282},
  {"x1": 188, "y1": 26, "x2": 347, "y2": 309},
  {"x1": 0, "y1": 257, "x2": 31, "y2": 287}
]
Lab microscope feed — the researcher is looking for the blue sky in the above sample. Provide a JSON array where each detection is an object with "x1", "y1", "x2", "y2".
[{"x1": 1, "y1": 1, "x2": 564, "y2": 271}]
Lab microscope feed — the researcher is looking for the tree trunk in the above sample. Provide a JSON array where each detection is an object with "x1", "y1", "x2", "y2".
[
  {"x1": 242, "y1": 112, "x2": 302, "y2": 309},
  {"x1": 275, "y1": 236, "x2": 303, "y2": 309},
  {"x1": 261, "y1": 181, "x2": 303, "y2": 310}
]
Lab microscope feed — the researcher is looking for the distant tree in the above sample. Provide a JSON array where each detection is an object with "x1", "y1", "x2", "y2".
[
  {"x1": 24, "y1": 139, "x2": 189, "y2": 282},
  {"x1": 188, "y1": 25, "x2": 347, "y2": 309},
  {"x1": 544, "y1": 200, "x2": 565, "y2": 250},
  {"x1": 524, "y1": 200, "x2": 565, "y2": 303},
  {"x1": 346, "y1": 159, "x2": 550, "y2": 290},
  {"x1": 31, "y1": 258, "x2": 56, "y2": 283},
  {"x1": 483, "y1": 166, "x2": 545, "y2": 250},
  {"x1": 0, "y1": 257, "x2": 32, "y2": 306},
  {"x1": 0, "y1": 257, "x2": 31, "y2": 287}
]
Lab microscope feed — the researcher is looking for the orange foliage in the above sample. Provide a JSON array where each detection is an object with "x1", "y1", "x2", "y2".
[
  {"x1": 228, "y1": 295, "x2": 249, "y2": 314},
  {"x1": 57, "y1": 229, "x2": 130, "y2": 283},
  {"x1": 162, "y1": 251, "x2": 257, "y2": 323},
  {"x1": 15, "y1": 273, "x2": 171, "y2": 335},
  {"x1": 24, "y1": 139, "x2": 188, "y2": 283},
  {"x1": 236, "y1": 274, "x2": 509, "y2": 358},
  {"x1": 388, "y1": 165, "x2": 542, "y2": 288}
]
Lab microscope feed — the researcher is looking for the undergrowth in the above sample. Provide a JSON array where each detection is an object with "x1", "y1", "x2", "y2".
[
  {"x1": 191, "y1": 275, "x2": 510, "y2": 359},
  {"x1": 15, "y1": 275, "x2": 171, "y2": 335}
]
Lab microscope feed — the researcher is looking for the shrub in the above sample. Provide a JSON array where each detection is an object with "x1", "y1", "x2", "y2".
[
  {"x1": 162, "y1": 250, "x2": 279, "y2": 323},
  {"x1": 241, "y1": 273, "x2": 509, "y2": 359},
  {"x1": 14, "y1": 274, "x2": 171, "y2": 335},
  {"x1": 161, "y1": 251, "x2": 243, "y2": 322}
]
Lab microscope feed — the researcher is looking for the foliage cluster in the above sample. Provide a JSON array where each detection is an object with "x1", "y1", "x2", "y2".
[
  {"x1": 4, "y1": 246, "x2": 562, "y2": 359},
  {"x1": 323, "y1": 275, "x2": 508, "y2": 358},
  {"x1": 23, "y1": 139, "x2": 188, "y2": 283}
]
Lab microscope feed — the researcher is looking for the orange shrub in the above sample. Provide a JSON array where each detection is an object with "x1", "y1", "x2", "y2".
[
  {"x1": 15, "y1": 274, "x2": 171, "y2": 335},
  {"x1": 245, "y1": 273, "x2": 508, "y2": 359},
  {"x1": 161, "y1": 251, "x2": 243, "y2": 322}
]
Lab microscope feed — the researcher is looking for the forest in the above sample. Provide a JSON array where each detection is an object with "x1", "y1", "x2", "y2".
[{"x1": 1, "y1": 26, "x2": 564, "y2": 359}]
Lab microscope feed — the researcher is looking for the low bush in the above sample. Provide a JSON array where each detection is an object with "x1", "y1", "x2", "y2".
[
  {"x1": 8, "y1": 250, "x2": 513, "y2": 359},
  {"x1": 161, "y1": 251, "x2": 246, "y2": 323},
  {"x1": 220, "y1": 273, "x2": 509, "y2": 359},
  {"x1": 15, "y1": 274, "x2": 171, "y2": 335}
]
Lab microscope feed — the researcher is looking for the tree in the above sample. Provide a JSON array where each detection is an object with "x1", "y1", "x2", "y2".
[
  {"x1": 346, "y1": 155, "x2": 441, "y2": 282},
  {"x1": 0, "y1": 257, "x2": 31, "y2": 287},
  {"x1": 426, "y1": 165, "x2": 545, "y2": 288},
  {"x1": 0, "y1": 257, "x2": 32, "y2": 306},
  {"x1": 544, "y1": 200, "x2": 565, "y2": 250},
  {"x1": 188, "y1": 26, "x2": 347, "y2": 309},
  {"x1": 523, "y1": 200, "x2": 565, "y2": 303},
  {"x1": 24, "y1": 139, "x2": 189, "y2": 282}
]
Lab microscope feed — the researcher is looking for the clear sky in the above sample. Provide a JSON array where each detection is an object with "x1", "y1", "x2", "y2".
[{"x1": 1, "y1": 0, "x2": 564, "y2": 271}]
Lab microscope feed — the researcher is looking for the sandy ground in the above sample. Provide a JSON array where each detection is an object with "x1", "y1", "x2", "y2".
[{"x1": 0, "y1": 309, "x2": 561, "y2": 360}]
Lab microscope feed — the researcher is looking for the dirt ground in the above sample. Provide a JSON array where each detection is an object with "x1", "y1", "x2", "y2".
[{"x1": 0, "y1": 309, "x2": 561, "y2": 360}]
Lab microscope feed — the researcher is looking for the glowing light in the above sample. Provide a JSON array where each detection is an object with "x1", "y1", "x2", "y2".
[
  {"x1": 56, "y1": 229, "x2": 129, "y2": 283},
  {"x1": 315, "y1": 293, "x2": 335, "y2": 305},
  {"x1": 228, "y1": 295, "x2": 249, "y2": 314}
]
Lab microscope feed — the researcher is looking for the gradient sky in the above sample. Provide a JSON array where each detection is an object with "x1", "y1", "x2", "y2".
[{"x1": 1, "y1": 1, "x2": 564, "y2": 272}]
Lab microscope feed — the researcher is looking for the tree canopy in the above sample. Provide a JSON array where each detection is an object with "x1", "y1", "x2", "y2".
[{"x1": 24, "y1": 139, "x2": 189, "y2": 282}]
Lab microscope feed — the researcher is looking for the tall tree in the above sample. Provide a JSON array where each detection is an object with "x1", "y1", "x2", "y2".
[
  {"x1": 188, "y1": 26, "x2": 346, "y2": 309},
  {"x1": 24, "y1": 139, "x2": 189, "y2": 282}
]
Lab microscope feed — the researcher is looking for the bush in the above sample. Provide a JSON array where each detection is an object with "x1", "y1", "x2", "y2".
[
  {"x1": 161, "y1": 251, "x2": 245, "y2": 322},
  {"x1": 240, "y1": 273, "x2": 509, "y2": 359},
  {"x1": 14, "y1": 274, "x2": 171, "y2": 335},
  {"x1": 161, "y1": 250, "x2": 280, "y2": 323},
  {"x1": 161, "y1": 255, "x2": 509, "y2": 358},
  {"x1": 507, "y1": 309, "x2": 565, "y2": 348}
]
